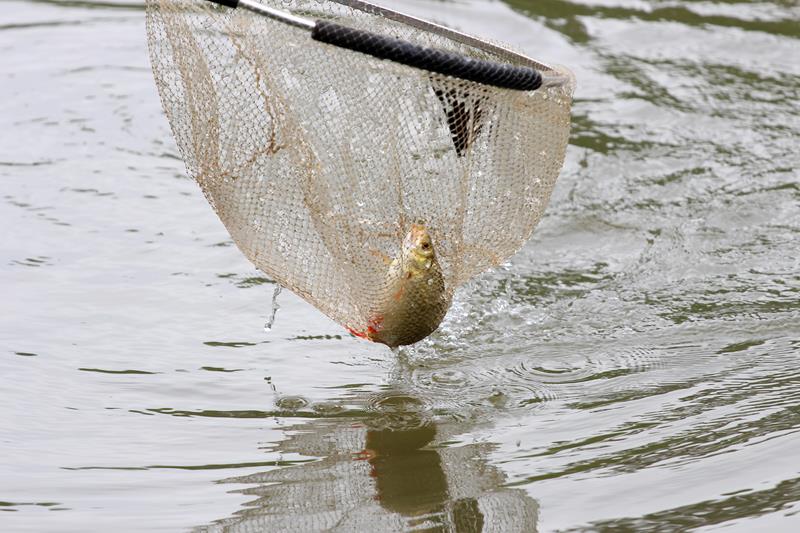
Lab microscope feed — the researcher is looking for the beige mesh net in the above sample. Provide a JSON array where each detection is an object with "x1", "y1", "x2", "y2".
[{"x1": 145, "y1": 0, "x2": 575, "y2": 346}]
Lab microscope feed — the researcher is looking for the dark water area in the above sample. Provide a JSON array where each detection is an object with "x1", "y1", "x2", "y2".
[{"x1": 2, "y1": 0, "x2": 799, "y2": 531}]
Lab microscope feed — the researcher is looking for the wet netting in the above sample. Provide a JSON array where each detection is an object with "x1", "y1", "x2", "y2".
[{"x1": 145, "y1": 0, "x2": 575, "y2": 346}]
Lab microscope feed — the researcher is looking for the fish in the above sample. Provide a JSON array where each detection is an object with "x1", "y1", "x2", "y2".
[{"x1": 348, "y1": 224, "x2": 450, "y2": 347}]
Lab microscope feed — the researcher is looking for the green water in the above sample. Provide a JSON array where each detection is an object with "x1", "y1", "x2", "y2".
[{"x1": 2, "y1": 0, "x2": 799, "y2": 531}]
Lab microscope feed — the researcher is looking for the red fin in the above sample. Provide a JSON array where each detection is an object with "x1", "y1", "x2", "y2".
[
  {"x1": 352, "y1": 449, "x2": 376, "y2": 461},
  {"x1": 367, "y1": 315, "x2": 384, "y2": 333},
  {"x1": 348, "y1": 315, "x2": 384, "y2": 341},
  {"x1": 392, "y1": 285, "x2": 405, "y2": 301},
  {"x1": 347, "y1": 327, "x2": 370, "y2": 340}
]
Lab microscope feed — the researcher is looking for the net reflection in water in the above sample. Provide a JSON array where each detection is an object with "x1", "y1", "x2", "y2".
[{"x1": 197, "y1": 392, "x2": 538, "y2": 532}]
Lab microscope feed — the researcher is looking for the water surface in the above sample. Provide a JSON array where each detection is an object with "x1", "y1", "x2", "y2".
[{"x1": 2, "y1": 0, "x2": 799, "y2": 531}]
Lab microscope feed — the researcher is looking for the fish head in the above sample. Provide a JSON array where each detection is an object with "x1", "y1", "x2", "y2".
[{"x1": 402, "y1": 223, "x2": 435, "y2": 270}]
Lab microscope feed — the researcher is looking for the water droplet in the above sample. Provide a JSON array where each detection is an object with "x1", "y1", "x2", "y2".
[
  {"x1": 487, "y1": 389, "x2": 508, "y2": 408},
  {"x1": 431, "y1": 369, "x2": 467, "y2": 387},
  {"x1": 264, "y1": 284, "x2": 282, "y2": 332}
]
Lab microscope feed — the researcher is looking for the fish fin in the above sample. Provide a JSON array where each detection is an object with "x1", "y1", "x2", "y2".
[
  {"x1": 367, "y1": 315, "x2": 384, "y2": 333},
  {"x1": 347, "y1": 315, "x2": 383, "y2": 341},
  {"x1": 393, "y1": 285, "x2": 406, "y2": 301},
  {"x1": 347, "y1": 327, "x2": 371, "y2": 340}
]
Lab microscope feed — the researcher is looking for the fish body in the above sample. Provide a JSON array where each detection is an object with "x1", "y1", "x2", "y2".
[{"x1": 349, "y1": 224, "x2": 450, "y2": 347}]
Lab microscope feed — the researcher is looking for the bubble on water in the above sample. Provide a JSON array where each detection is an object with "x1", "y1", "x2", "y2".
[
  {"x1": 275, "y1": 395, "x2": 308, "y2": 410},
  {"x1": 312, "y1": 402, "x2": 344, "y2": 415},
  {"x1": 365, "y1": 392, "x2": 432, "y2": 431},
  {"x1": 487, "y1": 389, "x2": 508, "y2": 408},
  {"x1": 370, "y1": 393, "x2": 426, "y2": 413},
  {"x1": 430, "y1": 369, "x2": 468, "y2": 388}
]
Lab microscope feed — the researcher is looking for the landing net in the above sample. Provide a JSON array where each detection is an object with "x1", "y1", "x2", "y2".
[{"x1": 146, "y1": 0, "x2": 574, "y2": 344}]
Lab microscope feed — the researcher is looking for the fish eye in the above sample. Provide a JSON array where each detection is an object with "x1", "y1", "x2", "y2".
[{"x1": 421, "y1": 242, "x2": 431, "y2": 250}]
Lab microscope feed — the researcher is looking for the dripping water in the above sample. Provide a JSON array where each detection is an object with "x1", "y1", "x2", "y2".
[{"x1": 264, "y1": 283, "x2": 282, "y2": 332}]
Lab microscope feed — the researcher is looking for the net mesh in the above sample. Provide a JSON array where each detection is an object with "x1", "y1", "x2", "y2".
[{"x1": 145, "y1": 0, "x2": 574, "y2": 344}]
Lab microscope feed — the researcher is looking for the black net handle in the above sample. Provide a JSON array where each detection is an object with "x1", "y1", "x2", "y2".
[
  {"x1": 311, "y1": 21, "x2": 541, "y2": 91},
  {"x1": 204, "y1": 0, "x2": 543, "y2": 91}
]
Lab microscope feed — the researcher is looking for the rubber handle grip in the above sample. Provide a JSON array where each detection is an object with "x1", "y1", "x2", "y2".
[
  {"x1": 206, "y1": 0, "x2": 239, "y2": 8},
  {"x1": 311, "y1": 20, "x2": 542, "y2": 91}
]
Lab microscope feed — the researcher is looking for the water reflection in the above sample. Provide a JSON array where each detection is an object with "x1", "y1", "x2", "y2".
[{"x1": 198, "y1": 390, "x2": 538, "y2": 532}]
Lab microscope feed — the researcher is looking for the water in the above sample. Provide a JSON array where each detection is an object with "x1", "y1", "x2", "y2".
[{"x1": 2, "y1": 0, "x2": 799, "y2": 531}]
